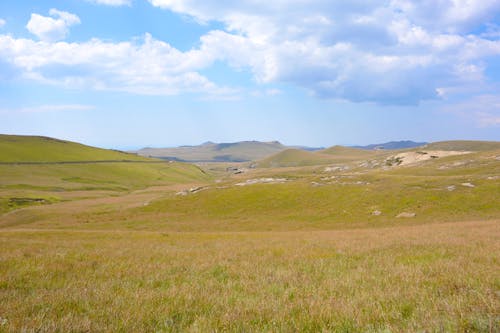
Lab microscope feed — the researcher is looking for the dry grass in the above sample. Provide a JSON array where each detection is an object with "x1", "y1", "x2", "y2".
[{"x1": 0, "y1": 220, "x2": 498, "y2": 332}]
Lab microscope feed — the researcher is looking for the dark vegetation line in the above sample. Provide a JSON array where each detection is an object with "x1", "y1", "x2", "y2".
[{"x1": 0, "y1": 160, "x2": 169, "y2": 165}]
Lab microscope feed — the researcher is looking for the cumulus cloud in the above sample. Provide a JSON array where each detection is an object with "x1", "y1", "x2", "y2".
[
  {"x1": 0, "y1": 19, "x2": 6, "y2": 28},
  {"x1": 148, "y1": 0, "x2": 500, "y2": 104},
  {"x1": 85, "y1": 0, "x2": 131, "y2": 6},
  {"x1": 0, "y1": 33, "x2": 232, "y2": 97},
  {"x1": 1, "y1": 1, "x2": 500, "y2": 104},
  {"x1": 26, "y1": 9, "x2": 80, "y2": 42}
]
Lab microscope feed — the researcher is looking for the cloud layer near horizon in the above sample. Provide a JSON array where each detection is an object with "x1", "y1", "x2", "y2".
[{"x1": 1, "y1": 0, "x2": 500, "y2": 104}]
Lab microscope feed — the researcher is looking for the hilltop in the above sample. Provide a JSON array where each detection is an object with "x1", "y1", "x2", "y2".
[{"x1": 0, "y1": 134, "x2": 150, "y2": 163}]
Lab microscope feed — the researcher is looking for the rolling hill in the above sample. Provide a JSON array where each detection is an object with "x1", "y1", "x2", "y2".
[
  {"x1": 421, "y1": 140, "x2": 500, "y2": 151},
  {"x1": 256, "y1": 149, "x2": 334, "y2": 167},
  {"x1": 0, "y1": 135, "x2": 210, "y2": 214},
  {"x1": 0, "y1": 134, "x2": 150, "y2": 163},
  {"x1": 257, "y1": 145, "x2": 387, "y2": 168},
  {"x1": 135, "y1": 140, "x2": 288, "y2": 162}
]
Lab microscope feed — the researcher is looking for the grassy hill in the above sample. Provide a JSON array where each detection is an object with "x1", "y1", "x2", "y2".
[
  {"x1": 136, "y1": 140, "x2": 288, "y2": 162},
  {"x1": 421, "y1": 140, "x2": 500, "y2": 151},
  {"x1": 5, "y1": 142, "x2": 498, "y2": 231},
  {"x1": 320, "y1": 145, "x2": 383, "y2": 159},
  {"x1": 256, "y1": 146, "x2": 388, "y2": 168},
  {"x1": 0, "y1": 134, "x2": 150, "y2": 163},
  {"x1": 256, "y1": 149, "x2": 334, "y2": 167},
  {"x1": 0, "y1": 135, "x2": 211, "y2": 214}
]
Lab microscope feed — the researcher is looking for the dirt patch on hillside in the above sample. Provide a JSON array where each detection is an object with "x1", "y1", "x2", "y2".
[{"x1": 390, "y1": 150, "x2": 471, "y2": 166}]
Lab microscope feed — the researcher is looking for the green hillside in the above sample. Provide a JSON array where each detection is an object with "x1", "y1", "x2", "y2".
[
  {"x1": 256, "y1": 149, "x2": 334, "y2": 167},
  {"x1": 257, "y1": 145, "x2": 389, "y2": 168},
  {"x1": 0, "y1": 134, "x2": 150, "y2": 163},
  {"x1": 320, "y1": 145, "x2": 383, "y2": 159},
  {"x1": 422, "y1": 140, "x2": 500, "y2": 151},
  {"x1": 0, "y1": 135, "x2": 211, "y2": 215}
]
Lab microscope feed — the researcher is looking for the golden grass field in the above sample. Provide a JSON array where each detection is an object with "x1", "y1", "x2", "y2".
[
  {"x1": 0, "y1": 221, "x2": 498, "y2": 332},
  {"x1": 0, "y1": 136, "x2": 499, "y2": 332}
]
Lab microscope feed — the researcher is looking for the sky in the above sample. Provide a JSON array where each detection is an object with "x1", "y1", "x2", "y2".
[{"x1": 0, "y1": 0, "x2": 499, "y2": 149}]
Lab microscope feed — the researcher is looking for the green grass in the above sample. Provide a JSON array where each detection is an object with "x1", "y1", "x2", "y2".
[
  {"x1": 0, "y1": 134, "x2": 151, "y2": 163},
  {"x1": 0, "y1": 161, "x2": 210, "y2": 215},
  {"x1": 3, "y1": 150, "x2": 497, "y2": 231},
  {"x1": 257, "y1": 149, "x2": 336, "y2": 167},
  {"x1": 0, "y1": 134, "x2": 212, "y2": 215},
  {"x1": 423, "y1": 140, "x2": 500, "y2": 151}
]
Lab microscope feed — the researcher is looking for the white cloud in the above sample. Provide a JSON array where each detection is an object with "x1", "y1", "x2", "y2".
[
  {"x1": 148, "y1": 0, "x2": 500, "y2": 104},
  {"x1": 2, "y1": 2, "x2": 500, "y2": 104},
  {"x1": 0, "y1": 33, "x2": 233, "y2": 97},
  {"x1": 0, "y1": 19, "x2": 6, "y2": 28},
  {"x1": 86, "y1": 0, "x2": 131, "y2": 6},
  {"x1": 26, "y1": 9, "x2": 80, "y2": 42}
]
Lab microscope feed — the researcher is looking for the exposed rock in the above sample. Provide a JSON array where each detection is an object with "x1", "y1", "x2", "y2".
[
  {"x1": 235, "y1": 178, "x2": 287, "y2": 186},
  {"x1": 461, "y1": 182, "x2": 475, "y2": 188},
  {"x1": 324, "y1": 165, "x2": 350, "y2": 172},
  {"x1": 396, "y1": 212, "x2": 416, "y2": 218},
  {"x1": 389, "y1": 151, "x2": 471, "y2": 166},
  {"x1": 372, "y1": 210, "x2": 382, "y2": 216},
  {"x1": 446, "y1": 185, "x2": 456, "y2": 191},
  {"x1": 189, "y1": 186, "x2": 204, "y2": 193}
]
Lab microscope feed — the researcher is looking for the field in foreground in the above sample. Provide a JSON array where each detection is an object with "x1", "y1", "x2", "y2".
[{"x1": 0, "y1": 220, "x2": 498, "y2": 332}]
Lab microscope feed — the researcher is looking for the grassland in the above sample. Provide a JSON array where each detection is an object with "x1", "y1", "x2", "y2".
[
  {"x1": 0, "y1": 137, "x2": 499, "y2": 332},
  {"x1": 0, "y1": 134, "x2": 151, "y2": 163},
  {"x1": 0, "y1": 221, "x2": 498, "y2": 332},
  {"x1": 0, "y1": 135, "x2": 210, "y2": 215}
]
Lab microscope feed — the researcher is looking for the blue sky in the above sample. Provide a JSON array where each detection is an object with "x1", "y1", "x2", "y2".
[{"x1": 0, "y1": 0, "x2": 499, "y2": 149}]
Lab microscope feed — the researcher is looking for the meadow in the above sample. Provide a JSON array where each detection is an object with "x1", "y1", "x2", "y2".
[{"x1": 0, "y1": 136, "x2": 499, "y2": 332}]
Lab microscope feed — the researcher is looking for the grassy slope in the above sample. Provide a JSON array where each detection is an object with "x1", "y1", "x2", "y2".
[
  {"x1": 257, "y1": 145, "x2": 391, "y2": 168},
  {"x1": 129, "y1": 151, "x2": 499, "y2": 231},
  {"x1": 4, "y1": 148, "x2": 497, "y2": 231},
  {"x1": 0, "y1": 135, "x2": 211, "y2": 215},
  {"x1": 257, "y1": 149, "x2": 335, "y2": 167},
  {"x1": 0, "y1": 134, "x2": 151, "y2": 163},
  {"x1": 423, "y1": 140, "x2": 500, "y2": 151},
  {"x1": 320, "y1": 145, "x2": 382, "y2": 157}
]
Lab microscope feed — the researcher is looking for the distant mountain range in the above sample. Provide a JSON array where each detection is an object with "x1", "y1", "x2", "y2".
[
  {"x1": 134, "y1": 140, "x2": 427, "y2": 162},
  {"x1": 135, "y1": 141, "x2": 290, "y2": 162}
]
